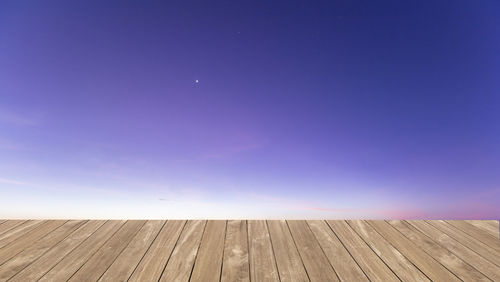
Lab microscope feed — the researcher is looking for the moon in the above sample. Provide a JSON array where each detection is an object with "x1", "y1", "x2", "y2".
[{"x1": 195, "y1": 79, "x2": 199, "y2": 84}]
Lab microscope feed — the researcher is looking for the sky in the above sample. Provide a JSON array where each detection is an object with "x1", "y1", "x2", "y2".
[{"x1": 0, "y1": 0, "x2": 499, "y2": 219}]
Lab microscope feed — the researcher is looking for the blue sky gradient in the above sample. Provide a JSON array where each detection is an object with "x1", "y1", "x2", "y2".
[{"x1": 1, "y1": 0, "x2": 499, "y2": 219}]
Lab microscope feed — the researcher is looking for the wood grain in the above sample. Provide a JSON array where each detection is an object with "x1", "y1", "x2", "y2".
[
  {"x1": 406, "y1": 220, "x2": 500, "y2": 281},
  {"x1": 0, "y1": 220, "x2": 85, "y2": 281},
  {"x1": 426, "y1": 220, "x2": 500, "y2": 266},
  {"x1": 37, "y1": 220, "x2": 125, "y2": 282},
  {"x1": 0, "y1": 220, "x2": 497, "y2": 281},
  {"x1": 327, "y1": 220, "x2": 398, "y2": 282},
  {"x1": 347, "y1": 220, "x2": 429, "y2": 282},
  {"x1": 288, "y1": 220, "x2": 339, "y2": 282},
  {"x1": 248, "y1": 220, "x2": 280, "y2": 282},
  {"x1": 10, "y1": 220, "x2": 107, "y2": 281},
  {"x1": 0, "y1": 220, "x2": 43, "y2": 248},
  {"x1": 221, "y1": 220, "x2": 250, "y2": 282},
  {"x1": 446, "y1": 220, "x2": 500, "y2": 252},
  {"x1": 0, "y1": 220, "x2": 65, "y2": 265},
  {"x1": 129, "y1": 220, "x2": 186, "y2": 281},
  {"x1": 389, "y1": 220, "x2": 488, "y2": 281},
  {"x1": 159, "y1": 220, "x2": 206, "y2": 282},
  {"x1": 367, "y1": 220, "x2": 460, "y2": 281},
  {"x1": 99, "y1": 220, "x2": 164, "y2": 281},
  {"x1": 267, "y1": 220, "x2": 309, "y2": 282},
  {"x1": 0, "y1": 220, "x2": 25, "y2": 236},
  {"x1": 69, "y1": 220, "x2": 145, "y2": 281},
  {"x1": 307, "y1": 220, "x2": 368, "y2": 281},
  {"x1": 465, "y1": 220, "x2": 499, "y2": 239},
  {"x1": 190, "y1": 220, "x2": 227, "y2": 282}
]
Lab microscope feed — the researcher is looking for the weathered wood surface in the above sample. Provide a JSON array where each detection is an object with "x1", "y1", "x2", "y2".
[{"x1": 0, "y1": 220, "x2": 497, "y2": 281}]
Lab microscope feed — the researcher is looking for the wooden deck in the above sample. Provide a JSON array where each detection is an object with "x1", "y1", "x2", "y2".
[{"x1": 0, "y1": 220, "x2": 498, "y2": 281}]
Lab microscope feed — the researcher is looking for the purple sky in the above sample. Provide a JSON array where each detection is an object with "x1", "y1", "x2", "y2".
[{"x1": 1, "y1": 0, "x2": 499, "y2": 219}]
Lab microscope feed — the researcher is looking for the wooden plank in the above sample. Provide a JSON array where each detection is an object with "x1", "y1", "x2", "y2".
[
  {"x1": 159, "y1": 220, "x2": 206, "y2": 282},
  {"x1": 288, "y1": 220, "x2": 339, "y2": 282},
  {"x1": 221, "y1": 220, "x2": 250, "y2": 282},
  {"x1": 0, "y1": 219, "x2": 497, "y2": 281},
  {"x1": 426, "y1": 220, "x2": 500, "y2": 266},
  {"x1": 0, "y1": 220, "x2": 43, "y2": 248},
  {"x1": 248, "y1": 220, "x2": 280, "y2": 282},
  {"x1": 407, "y1": 220, "x2": 500, "y2": 281},
  {"x1": 446, "y1": 220, "x2": 500, "y2": 252},
  {"x1": 267, "y1": 220, "x2": 309, "y2": 282},
  {"x1": 0, "y1": 220, "x2": 85, "y2": 281},
  {"x1": 99, "y1": 220, "x2": 164, "y2": 281},
  {"x1": 36, "y1": 220, "x2": 125, "y2": 282},
  {"x1": 487, "y1": 220, "x2": 499, "y2": 228},
  {"x1": 129, "y1": 220, "x2": 186, "y2": 281},
  {"x1": 69, "y1": 220, "x2": 145, "y2": 281},
  {"x1": 327, "y1": 220, "x2": 398, "y2": 282},
  {"x1": 0, "y1": 220, "x2": 66, "y2": 265},
  {"x1": 307, "y1": 220, "x2": 368, "y2": 281},
  {"x1": 367, "y1": 220, "x2": 460, "y2": 281},
  {"x1": 9, "y1": 220, "x2": 106, "y2": 281},
  {"x1": 190, "y1": 220, "x2": 227, "y2": 282},
  {"x1": 465, "y1": 220, "x2": 499, "y2": 239},
  {"x1": 0, "y1": 220, "x2": 25, "y2": 236},
  {"x1": 389, "y1": 220, "x2": 488, "y2": 281},
  {"x1": 347, "y1": 220, "x2": 429, "y2": 282}
]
